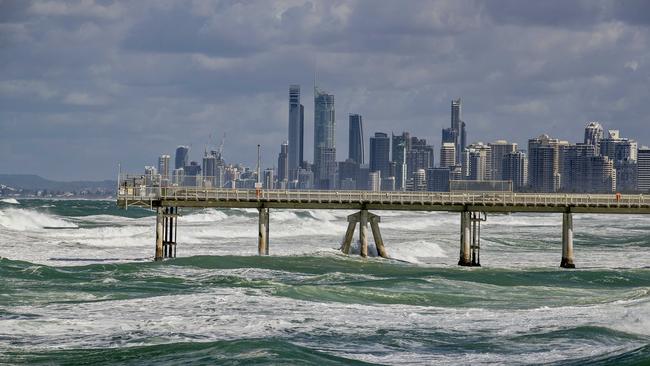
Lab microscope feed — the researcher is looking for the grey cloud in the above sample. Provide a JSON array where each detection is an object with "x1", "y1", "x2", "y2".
[{"x1": 0, "y1": 0, "x2": 649, "y2": 180}]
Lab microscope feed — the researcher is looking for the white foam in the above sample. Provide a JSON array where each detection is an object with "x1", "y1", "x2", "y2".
[
  {"x1": 0, "y1": 198, "x2": 20, "y2": 204},
  {"x1": 389, "y1": 239, "x2": 448, "y2": 263},
  {"x1": 0, "y1": 208, "x2": 77, "y2": 231}
]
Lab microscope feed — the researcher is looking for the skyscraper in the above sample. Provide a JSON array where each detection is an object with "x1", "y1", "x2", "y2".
[
  {"x1": 369, "y1": 132, "x2": 391, "y2": 178},
  {"x1": 277, "y1": 142, "x2": 289, "y2": 184},
  {"x1": 348, "y1": 114, "x2": 364, "y2": 164},
  {"x1": 502, "y1": 151, "x2": 528, "y2": 190},
  {"x1": 407, "y1": 137, "x2": 435, "y2": 179},
  {"x1": 175, "y1": 146, "x2": 189, "y2": 170},
  {"x1": 313, "y1": 86, "x2": 336, "y2": 188},
  {"x1": 488, "y1": 140, "x2": 517, "y2": 181},
  {"x1": 288, "y1": 85, "x2": 304, "y2": 178},
  {"x1": 440, "y1": 142, "x2": 456, "y2": 168},
  {"x1": 450, "y1": 98, "x2": 467, "y2": 163},
  {"x1": 584, "y1": 122, "x2": 604, "y2": 155},
  {"x1": 638, "y1": 147, "x2": 650, "y2": 192},
  {"x1": 391, "y1": 132, "x2": 409, "y2": 190},
  {"x1": 528, "y1": 135, "x2": 563, "y2": 192},
  {"x1": 158, "y1": 155, "x2": 170, "y2": 181},
  {"x1": 559, "y1": 143, "x2": 596, "y2": 192},
  {"x1": 462, "y1": 142, "x2": 491, "y2": 181},
  {"x1": 202, "y1": 153, "x2": 217, "y2": 187}
]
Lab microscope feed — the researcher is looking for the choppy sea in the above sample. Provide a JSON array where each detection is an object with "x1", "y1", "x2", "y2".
[{"x1": 1, "y1": 198, "x2": 649, "y2": 365}]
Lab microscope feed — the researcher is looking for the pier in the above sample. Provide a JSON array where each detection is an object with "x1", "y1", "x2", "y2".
[{"x1": 118, "y1": 175, "x2": 650, "y2": 268}]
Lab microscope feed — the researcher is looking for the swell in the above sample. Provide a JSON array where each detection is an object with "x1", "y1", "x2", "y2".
[
  {"x1": 2, "y1": 256, "x2": 649, "y2": 309},
  {"x1": 0, "y1": 338, "x2": 374, "y2": 366}
]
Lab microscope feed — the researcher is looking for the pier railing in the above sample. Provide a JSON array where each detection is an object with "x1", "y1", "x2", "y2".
[{"x1": 117, "y1": 174, "x2": 650, "y2": 211}]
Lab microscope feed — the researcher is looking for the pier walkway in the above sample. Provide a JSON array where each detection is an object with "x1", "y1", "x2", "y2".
[{"x1": 117, "y1": 177, "x2": 650, "y2": 268}]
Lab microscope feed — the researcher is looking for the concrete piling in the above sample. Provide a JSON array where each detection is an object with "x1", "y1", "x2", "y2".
[
  {"x1": 561, "y1": 211, "x2": 575, "y2": 268},
  {"x1": 359, "y1": 209, "x2": 369, "y2": 257},
  {"x1": 341, "y1": 210, "x2": 388, "y2": 258},
  {"x1": 369, "y1": 215, "x2": 388, "y2": 258},
  {"x1": 155, "y1": 207, "x2": 164, "y2": 261},
  {"x1": 258, "y1": 207, "x2": 269, "y2": 256},
  {"x1": 459, "y1": 211, "x2": 472, "y2": 266},
  {"x1": 341, "y1": 220, "x2": 357, "y2": 255}
]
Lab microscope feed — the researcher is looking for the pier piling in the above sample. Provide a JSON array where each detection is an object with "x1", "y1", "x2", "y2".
[
  {"x1": 459, "y1": 211, "x2": 472, "y2": 266},
  {"x1": 360, "y1": 209, "x2": 369, "y2": 257},
  {"x1": 561, "y1": 211, "x2": 575, "y2": 268},
  {"x1": 341, "y1": 210, "x2": 388, "y2": 258},
  {"x1": 155, "y1": 207, "x2": 164, "y2": 261},
  {"x1": 258, "y1": 207, "x2": 269, "y2": 256}
]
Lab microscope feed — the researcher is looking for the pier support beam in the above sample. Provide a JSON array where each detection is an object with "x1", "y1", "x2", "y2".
[
  {"x1": 459, "y1": 211, "x2": 471, "y2": 266},
  {"x1": 155, "y1": 207, "x2": 163, "y2": 261},
  {"x1": 258, "y1": 207, "x2": 269, "y2": 256},
  {"x1": 369, "y1": 215, "x2": 388, "y2": 258},
  {"x1": 359, "y1": 209, "x2": 369, "y2": 257},
  {"x1": 561, "y1": 212, "x2": 575, "y2": 268},
  {"x1": 340, "y1": 210, "x2": 388, "y2": 258},
  {"x1": 459, "y1": 211, "x2": 485, "y2": 267},
  {"x1": 162, "y1": 207, "x2": 177, "y2": 259}
]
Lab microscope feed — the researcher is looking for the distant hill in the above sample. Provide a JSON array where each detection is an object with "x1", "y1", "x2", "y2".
[{"x1": 0, "y1": 174, "x2": 116, "y2": 192}]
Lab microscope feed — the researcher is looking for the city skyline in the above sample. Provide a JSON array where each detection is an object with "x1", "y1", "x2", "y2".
[{"x1": 1, "y1": 1, "x2": 650, "y2": 180}]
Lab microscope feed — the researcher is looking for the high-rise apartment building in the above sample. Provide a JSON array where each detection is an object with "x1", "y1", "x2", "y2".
[
  {"x1": 440, "y1": 142, "x2": 456, "y2": 168},
  {"x1": 528, "y1": 135, "x2": 563, "y2": 192},
  {"x1": 587, "y1": 155, "x2": 616, "y2": 192},
  {"x1": 288, "y1": 85, "x2": 304, "y2": 177},
  {"x1": 462, "y1": 142, "x2": 491, "y2": 181},
  {"x1": 348, "y1": 114, "x2": 364, "y2": 164},
  {"x1": 158, "y1": 155, "x2": 170, "y2": 181},
  {"x1": 407, "y1": 137, "x2": 434, "y2": 179},
  {"x1": 559, "y1": 143, "x2": 596, "y2": 192},
  {"x1": 450, "y1": 98, "x2": 467, "y2": 163},
  {"x1": 277, "y1": 142, "x2": 289, "y2": 184},
  {"x1": 427, "y1": 168, "x2": 451, "y2": 192},
  {"x1": 175, "y1": 146, "x2": 189, "y2": 170},
  {"x1": 502, "y1": 151, "x2": 528, "y2": 190},
  {"x1": 313, "y1": 87, "x2": 336, "y2": 188},
  {"x1": 391, "y1": 132, "x2": 409, "y2": 190},
  {"x1": 369, "y1": 132, "x2": 391, "y2": 178},
  {"x1": 638, "y1": 147, "x2": 650, "y2": 192},
  {"x1": 488, "y1": 140, "x2": 517, "y2": 181},
  {"x1": 584, "y1": 121, "x2": 604, "y2": 155},
  {"x1": 202, "y1": 153, "x2": 217, "y2": 187}
]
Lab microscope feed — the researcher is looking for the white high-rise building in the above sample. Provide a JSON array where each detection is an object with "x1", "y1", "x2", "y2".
[{"x1": 440, "y1": 142, "x2": 456, "y2": 168}]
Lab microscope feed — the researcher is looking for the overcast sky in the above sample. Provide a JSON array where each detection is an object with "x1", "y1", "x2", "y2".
[{"x1": 1, "y1": 0, "x2": 649, "y2": 180}]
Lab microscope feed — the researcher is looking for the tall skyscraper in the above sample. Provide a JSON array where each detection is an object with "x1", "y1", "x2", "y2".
[
  {"x1": 277, "y1": 141, "x2": 289, "y2": 184},
  {"x1": 488, "y1": 140, "x2": 517, "y2": 181},
  {"x1": 638, "y1": 147, "x2": 650, "y2": 192},
  {"x1": 528, "y1": 134, "x2": 563, "y2": 192},
  {"x1": 313, "y1": 86, "x2": 336, "y2": 188},
  {"x1": 407, "y1": 137, "x2": 435, "y2": 179},
  {"x1": 584, "y1": 122, "x2": 604, "y2": 155},
  {"x1": 502, "y1": 151, "x2": 528, "y2": 190},
  {"x1": 587, "y1": 155, "x2": 616, "y2": 192},
  {"x1": 391, "y1": 132, "x2": 409, "y2": 190},
  {"x1": 158, "y1": 155, "x2": 170, "y2": 180},
  {"x1": 440, "y1": 142, "x2": 456, "y2": 168},
  {"x1": 202, "y1": 153, "x2": 217, "y2": 187},
  {"x1": 369, "y1": 132, "x2": 391, "y2": 178},
  {"x1": 288, "y1": 85, "x2": 304, "y2": 177},
  {"x1": 175, "y1": 146, "x2": 189, "y2": 170},
  {"x1": 450, "y1": 98, "x2": 467, "y2": 163},
  {"x1": 348, "y1": 114, "x2": 364, "y2": 164}
]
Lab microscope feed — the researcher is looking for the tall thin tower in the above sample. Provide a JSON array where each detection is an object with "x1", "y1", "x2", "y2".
[{"x1": 288, "y1": 85, "x2": 303, "y2": 179}]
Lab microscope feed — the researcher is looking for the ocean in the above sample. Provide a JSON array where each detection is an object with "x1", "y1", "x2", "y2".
[{"x1": 1, "y1": 198, "x2": 649, "y2": 365}]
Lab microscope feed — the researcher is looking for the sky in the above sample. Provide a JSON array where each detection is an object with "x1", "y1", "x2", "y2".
[{"x1": 0, "y1": 0, "x2": 649, "y2": 180}]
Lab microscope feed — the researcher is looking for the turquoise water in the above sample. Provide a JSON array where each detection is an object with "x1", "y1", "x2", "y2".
[{"x1": 0, "y1": 199, "x2": 649, "y2": 364}]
